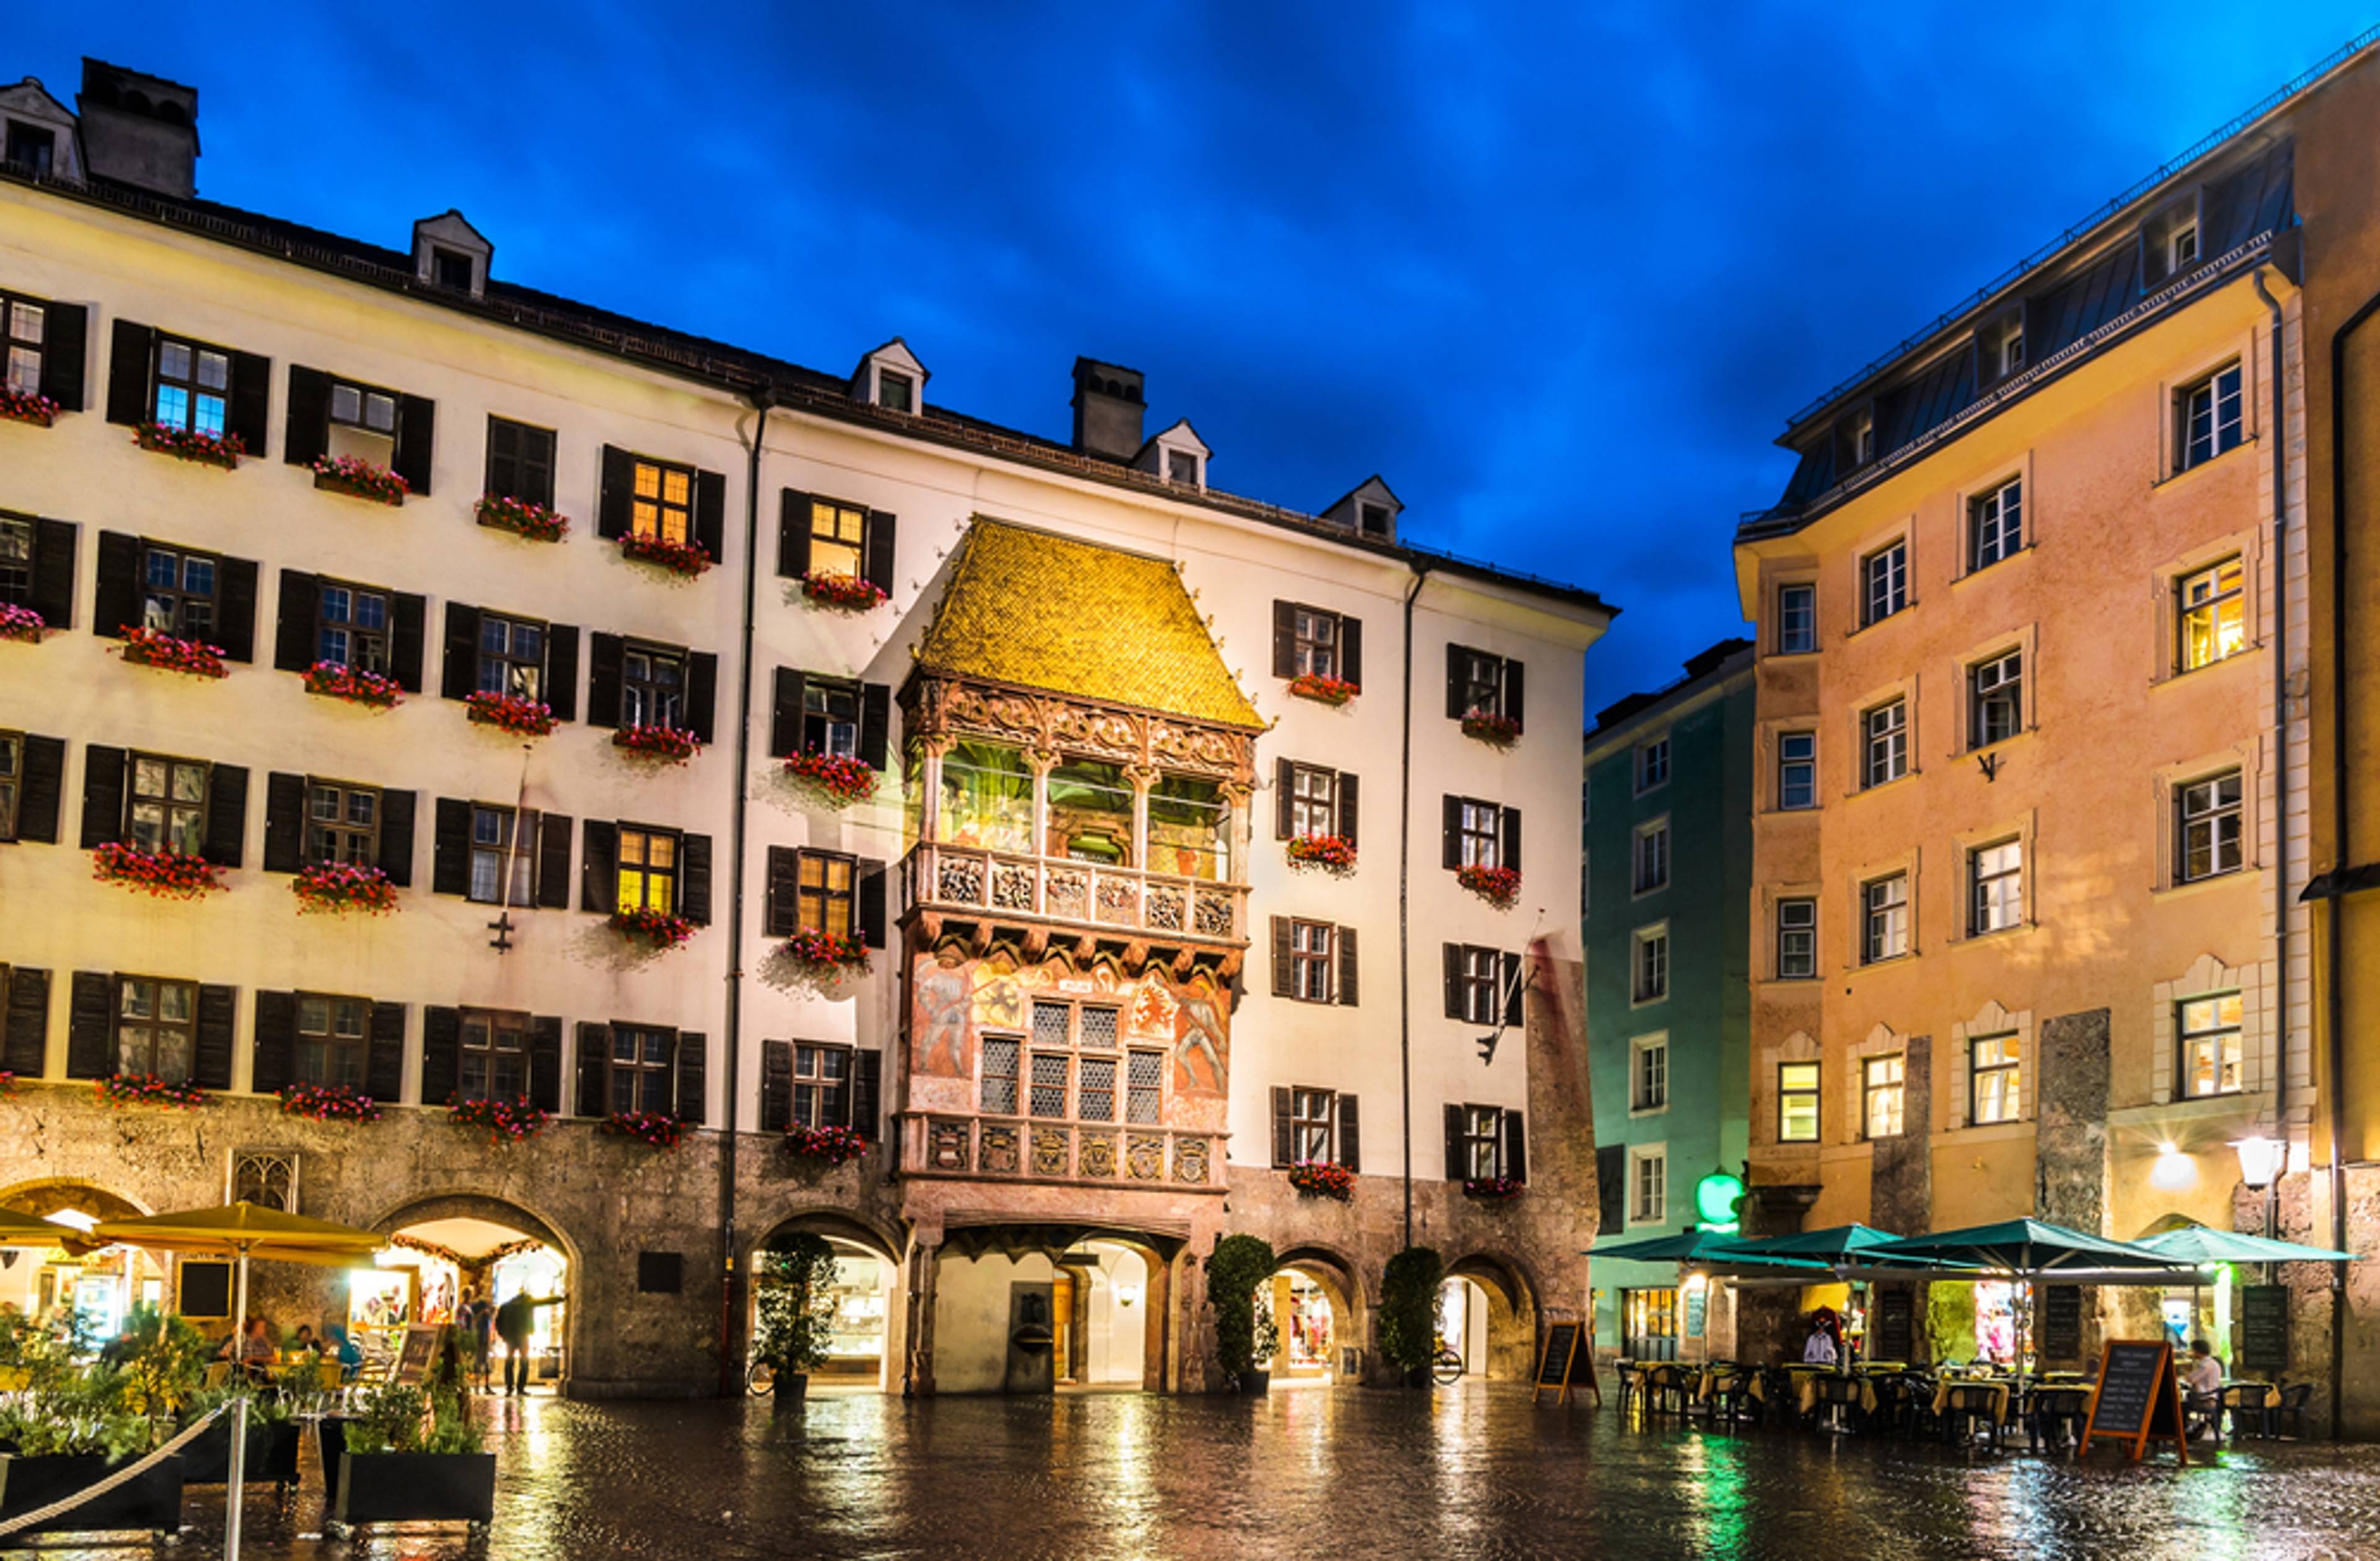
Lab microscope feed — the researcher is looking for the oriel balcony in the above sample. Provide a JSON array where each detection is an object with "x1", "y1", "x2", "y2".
[{"x1": 903, "y1": 841, "x2": 1246, "y2": 944}]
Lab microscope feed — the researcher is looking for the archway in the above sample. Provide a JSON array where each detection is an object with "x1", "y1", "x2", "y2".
[
  {"x1": 752, "y1": 1211, "x2": 906, "y2": 1392},
  {"x1": 371, "y1": 1194, "x2": 578, "y2": 1394},
  {"x1": 0, "y1": 1181, "x2": 161, "y2": 1339},
  {"x1": 925, "y1": 1224, "x2": 1178, "y2": 1394},
  {"x1": 1269, "y1": 1246, "x2": 1364, "y2": 1384},
  {"x1": 1441, "y1": 1251, "x2": 1538, "y2": 1381}
]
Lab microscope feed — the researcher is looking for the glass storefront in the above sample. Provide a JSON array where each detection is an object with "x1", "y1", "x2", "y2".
[{"x1": 1623, "y1": 1287, "x2": 1679, "y2": 1362}]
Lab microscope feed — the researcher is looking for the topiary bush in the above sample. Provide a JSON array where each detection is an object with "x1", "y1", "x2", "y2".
[
  {"x1": 754, "y1": 1232, "x2": 842, "y2": 1378},
  {"x1": 1378, "y1": 1246, "x2": 1445, "y2": 1375},
  {"x1": 1205, "y1": 1233, "x2": 1278, "y2": 1380}
]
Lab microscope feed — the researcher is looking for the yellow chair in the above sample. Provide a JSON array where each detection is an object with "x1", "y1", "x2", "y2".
[
  {"x1": 317, "y1": 1362, "x2": 343, "y2": 1393},
  {"x1": 203, "y1": 1361, "x2": 232, "y2": 1389}
]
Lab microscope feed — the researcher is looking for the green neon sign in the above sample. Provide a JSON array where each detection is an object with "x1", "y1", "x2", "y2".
[{"x1": 1695, "y1": 1171, "x2": 1747, "y2": 1233}]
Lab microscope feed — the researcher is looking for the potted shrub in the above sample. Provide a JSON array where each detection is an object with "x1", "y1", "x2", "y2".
[
  {"x1": 334, "y1": 1379, "x2": 495, "y2": 1529},
  {"x1": 0, "y1": 1307, "x2": 194, "y2": 1536},
  {"x1": 1379, "y1": 1246, "x2": 1444, "y2": 1387},
  {"x1": 751, "y1": 1233, "x2": 840, "y2": 1405},
  {"x1": 1205, "y1": 1233, "x2": 1277, "y2": 1394},
  {"x1": 181, "y1": 1368, "x2": 306, "y2": 1489}
]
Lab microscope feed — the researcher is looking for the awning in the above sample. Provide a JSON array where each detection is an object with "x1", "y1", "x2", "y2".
[{"x1": 2136, "y1": 1221, "x2": 2356, "y2": 1265}]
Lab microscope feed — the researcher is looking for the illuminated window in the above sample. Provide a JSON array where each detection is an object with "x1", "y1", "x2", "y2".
[
  {"x1": 1778, "y1": 1062, "x2": 1819, "y2": 1143},
  {"x1": 2176, "y1": 770, "x2": 2244, "y2": 883},
  {"x1": 1863, "y1": 1054, "x2": 1904, "y2": 1139},
  {"x1": 796, "y1": 851, "x2": 855, "y2": 939},
  {"x1": 2177, "y1": 559, "x2": 2246, "y2": 671},
  {"x1": 1970, "y1": 1032, "x2": 2021, "y2": 1123},
  {"x1": 2179, "y1": 994, "x2": 2242, "y2": 1098},
  {"x1": 152, "y1": 336, "x2": 229, "y2": 438},
  {"x1": 808, "y1": 498, "x2": 866, "y2": 579},
  {"x1": 617, "y1": 827, "x2": 679, "y2": 915},
  {"x1": 631, "y1": 459, "x2": 693, "y2": 546}
]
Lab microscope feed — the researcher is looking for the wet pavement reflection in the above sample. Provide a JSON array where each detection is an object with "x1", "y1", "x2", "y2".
[{"x1": 13, "y1": 1384, "x2": 2380, "y2": 1559}]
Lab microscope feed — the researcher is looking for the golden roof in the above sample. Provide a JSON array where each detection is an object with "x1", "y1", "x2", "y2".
[{"x1": 917, "y1": 520, "x2": 1264, "y2": 731}]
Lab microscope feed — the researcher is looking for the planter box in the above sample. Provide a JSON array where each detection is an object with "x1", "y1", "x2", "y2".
[
  {"x1": 1236, "y1": 1370, "x2": 1272, "y2": 1396},
  {"x1": 180, "y1": 1418, "x2": 302, "y2": 1485},
  {"x1": 335, "y1": 1450, "x2": 496, "y2": 1526},
  {"x1": 0, "y1": 1451, "x2": 186, "y2": 1536}
]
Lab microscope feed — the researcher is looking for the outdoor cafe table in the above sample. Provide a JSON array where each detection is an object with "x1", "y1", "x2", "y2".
[{"x1": 1933, "y1": 1376, "x2": 2017, "y2": 1429}]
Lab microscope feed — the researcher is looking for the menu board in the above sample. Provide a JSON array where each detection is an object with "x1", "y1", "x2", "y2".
[
  {"x1": 2079, "y1": 1339, "x2": 2188, "y2": 1464},
  {"x1": 2040, "y1": 1285, "x2": 2083, "y2": 1361},
  {"x1": 1872, "y1": 1288, "x2": 1914, "y2": 1363},
  {"x1": 1685, "y1": 1288, "x2": 1706, "y2": 1339},
  {"x1": 2239, "y1": 1285, "x2": 2290, "y2": 1373},
  {"x1": 1533, "y1": 1322, "x2": 1582, "y2": 1404}
]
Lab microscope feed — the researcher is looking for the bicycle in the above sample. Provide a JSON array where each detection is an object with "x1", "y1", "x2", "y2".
[
  {"x1": 1431, "y1": 1334, "x2": 1465, "y2": 1385},
  {"x1": 746, "y1": 1358, "x2": 777, "y2": 1396}
]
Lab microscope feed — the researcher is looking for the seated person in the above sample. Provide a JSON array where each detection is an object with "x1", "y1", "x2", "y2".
[
  {"x1": 2183, "y1": 1339, "x2": 2223, "y2": 1440},
  {"x1": 291, "y1": 1323, "x2": 320, "y2": 1358},
  {"x1": 325, "y1": 1322, "x2": 366, "y2": 1381}
]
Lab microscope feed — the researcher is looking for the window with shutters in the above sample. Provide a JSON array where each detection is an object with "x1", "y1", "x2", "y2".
[
  {"x1": 128, "y1": 753, "x2": 208, "y2": 856},
  {"x1": 477, "y1": 613, "x2": 545, "y2": 700},
  {"x1": 152, "y1": 336, "x2": 229, "y2": 438},
  {"x1": 1286, "y1": 763, "x2": 1338, "y2": 838},
  {"x1": 792, "y1": 1043, "x2": 852, "y2": 1128},
  {"x1": 1, "y1": 294, "x2": 43, "y2": 396},
  {"x1": 2176, "y1": 363, "x2": 2244, "y2": 472},
  {"x1": 2175, "y1": 770, "x2": 2244, "y2": 883},
  {"x1": 608, "y1": 1026, "x2": 675, "y2": 1114},
  {"x1": 1289, "y1": 920, "x2": 1335, "y2": 1003},
  {"x1": 1778, "y1": 1061, "x2": 1820, "y2": 1143},
  {"x1": 1455, "y1": 799, "x2": 1506, "y2": 869},
  {"x1": 1462, "y1": 1105, "x2": 1505, "y2": 1181},
  {"x1": 803, "y1": 678, "x2": 861, "y2": 757},
  {"x1": 979, "y1": 1036, "x2": 1020, "y2": 1114},
  {"x1": 781, "y1": 850, "x2": 853, "y2": 939},
  {"x1": 141, "y1": 543, "x2": 218, "y2": 639},
  {"x1": 1634, "y1": 736, "x2": 1669, "y2": 794},
  {"x1": 622, "y1": 646, "x2": 685, "y2": 730},
  {"x1": 1453, "y1": 945, "x2": 1500, "y2": 1024},
  {"x1": 1290, "y1": 607, "x2": 1342, "y2": 679},
  {"x1": 0, "y1": 516, "x2": 28, "y2": 607},
  {"x1": 294, "y1": 993, "x2": 369, "y2": 1089},
  {"x1": 468, "y1": 804, "x2": 536, "y2": 906},
  {"x1": 808, "y1": 498, "x2": 866, "y2": 579},
  {"x1": 617, "y1": 826, "x2": 679, "y2": 915},
  {"x1": 315, "y1": 581, "x2": 389, "y2": 674},
  {"x1": 306, "y1": 780, "x2": 379, "y2": 866},
  {"x1": 1291, "y1": 1088, "x2": 1334, "y2": 1162},
  {"x1": 328, "y1": 378, "x2": 398, "y2": 438},
  {"x1": 1970, "y1": 477, "x2": 2023, "y2": 571},
  {"x1": 1452, "y1": 646, "x2": 1514, "y2": 720},
  {"x1": 1633, "y1": 817, "x2": 1669, "y2": 894},
  {"x1": 0, "y1": 731, "x2": 17, "y2": 842},
  {"x1": 484, "y1": 417, "x2": 555, "y2": 507},
  {"x1": 631, "y1": 458, "x2": 694, "y2": 546},
  {"x1": 116, "y1": 976, "x2": 196, "y2": 1083},
  {"x1": 1776, "y1": 897, "x2": 1817, "y2": 979},
  {"x1": 458, "y1": 1008, "x2": 527, "y2": 1103}
]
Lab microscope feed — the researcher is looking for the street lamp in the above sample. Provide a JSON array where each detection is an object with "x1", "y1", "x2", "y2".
[{"x1": 2230, "y1": 1134, "x2": 2286, "y2": 1244}]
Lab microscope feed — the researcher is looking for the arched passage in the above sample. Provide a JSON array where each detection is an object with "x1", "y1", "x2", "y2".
[
  {"x1": 751, "y1": 1209, "x2": 908, "y2": 1392},
  {"x1": 1271, "y1": 1244, "x2": 1365, "y2": 1383},
  {"x1": 1442, "y1": 1251, "x2": 1539, "y2": 1381},
  {"x1": 923, "y1": 1223, "x2": 1180, "y2": 1395},
  {"x1": 0, "y1": 1179, "x2": 161, "y2": 1336},
  {"x1": 369, "y1": 1193, "x2": 580, "y2": 1394}
]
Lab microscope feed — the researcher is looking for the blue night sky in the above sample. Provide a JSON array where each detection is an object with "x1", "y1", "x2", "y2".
[{"x1": 17, "y1": 4, "x2": 2376, "y2": 712}]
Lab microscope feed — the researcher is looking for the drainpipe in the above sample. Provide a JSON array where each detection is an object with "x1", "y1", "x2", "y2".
[
  {"x1": 2252, "y1": 267, "x2": 2293, "y2": 1143},
  {"x1": 718, "y1": 387, "x2": 775, "y2": 1395},
  {"x1": 1397, "y1": 561, "x2": 1435, "y2": 1249}
]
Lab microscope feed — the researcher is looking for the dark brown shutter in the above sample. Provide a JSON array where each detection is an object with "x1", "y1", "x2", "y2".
[
  {"x1": 81, "y1": 746, "x2": 128, "y2": 849},
  {"x1": 377, "y1": 788, "x2": 416, "y2": 887},
  {"x1": 765, "y1": 847, "x2": 799, "y2": 938},
  {"x1": 686, "y1": 652, "x2": 718, "y2": 744},
  {"x1": 216, "y1": 556, "x2": 258, "y2": 664},
  {"x1": 273, "y1": 570, "x2": 319, "y2": 673},
  {"x1": 1501, "y1": 951, "x2": 1525, "y2": 1028},
  {"x1": 528, "y1": 1016, "x2": 563, "y2": 1111},
  {"x1": 420, "y1": 1007, "x2": 462, "y2": 1107},
  {"x1": 431, "y1": 798, "x2": 472, "y2": 895},
  {"x1": 760, "y1": 1040, "x2": 793, "y2": 1133},
  {"x1": 777, "y1": 490, "x2": 811, "y2": 578},
  {"x1": 1336, "y1": 773, "x2": 1359, "y2": 847},
  {"x1": 1446, "y1": 643, "x2": 1468, "y2": 719},
  {"x1": 201, "y1": 764, "x2": 248, "y2": 869},
  {"x1": 440, "y1": 602, "x2": 481, "y2": 701},
  {"x1": 366, "y1": 1002, "x2": 406, "y2": 1104},
  {"x1": 860, "y1": 684, "x2": 891, "y2": 770},
  {"x1": 858, "y1": 858, "x2": 888, "y2": 948},
  {"x1": 1442, "y1": 943, "x2": 1463, "y2": 1020},
  {"x1": 92, "y1": 530, "x2": 140, "y2": 641},
  {"x1": 104, "y1": 320, "x2": 154, "y2": 426},
  {"x1": 1274, "y1": 759, "x2": 1294, "y2": 838},
  {"x1": 580, "y1": 820, "x2": 618, "y2": 913},
  {"x1": 1271, "y1": 600, "x2": 1296, "y2": 679},
  {"x1": 1336, "y1": 1095, "x2": 1361, "y2": 1171},
  {"x1": 674, "y1": 1032, "x2": 708, "y2": 1125},
  {"x1": 575, "y1": 1023, "x2": 609, "y2": 1117},
  {"x1": 536, "y1": 812, "x2": 573, "y2": 909},
  {"x1": 1338, "y1": 926, "x2": 1359, "y2": 1006},
  {"x1": 770, "y1": 669, "x2": 806, "y2": 758},
  {"x1": 852, "y1": 1049, "x2": 882, "y2": 1136},
  {"x1": 693, "y1": 470, "x2": 726, "y2": 563},
  {"x1": 283, "y1": 366, "x2": 332, "y2": 468},
  {"x1": 1444, "y1": 1103, "x2": 1466, "y2": 1182},
  {"x1": 192, "y1": 984, "x2": 236, "y2": 1091},
  {"x1": 586, "y1": 633, "x2": 624, "y2": 729},
  {"x1": 1500, "y1": 807, "x2": 1522, "y2": 871},
  {"x1": 2, "y1": 968, "x2": 50, "y2": 1076},
  {"x1": 39, "y1": 302, "x2": 86, "y2": 412},
  {"x1": 680, "y1": 833, "x2": 712, "y2": 925},
  {"x1": 1502, "y1": 1111, "x2": 1527, "y2": 1183},
  {"x1": 1504, "y1": 658, "x2": 1525, "y2": 733},
  {"x1": 544, "y1": 625, "x2": 578, "y2": 723},
  {"x1": 1340, "y1": 615, "x2": 1362, "y2": 688},
  {"x1": 15, "y1": 736, "x2": 63, "y2": 843},
  {"x1": 1270, "y1": 917, "x2": 1293, "y2": 999},
  {"x1": 863, "y1": 511, "x2": 897, "y2": 592},
  {"x1": 29, "y1": 518, "x2": 74, "y2": 630},
  {"x1": 390, "y1": 593, "x2": 426, "y2": 693},
  {"x1": 1271, "y1": 1086, "x2": 1294, "y2": 1167},
  {"x1": 1598, "y1": 1145, "x2": 1628, "y2": 1233},
  {"x1": 262, "y1": 772, "x2": 307, "y2": 874},
  {"x1": 1441, "y1": 796, "x2": 1462, "y2": 871},
  {"x1": 66, "y1": 972, "x2": 112, "y2": 1078},
  {"x1": 597, "y1": 446, "x2": 634, "y2": 540},
  {"x1": 392, "y1": 394, "x2": 435, "y2": 496},
  {"x1": 483, "y1": 415, "x2": 516, "y2": 500},
  {"x1": 227, "y1": 351, "x2": 271, "y2": 458}
]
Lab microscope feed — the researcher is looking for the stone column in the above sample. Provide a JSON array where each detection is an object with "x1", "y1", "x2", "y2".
[
  {"x1": 2036, "y1": 1008, "x2": 2113, "y2": 1365},
  {"x1": 916, "y1": 736, "x2": 948, "y2": 846},
  {"x1": 1128, "y1": 765, "x2": 1155, "y2": 872},
  {"x1": 904, "y1": 1236, "x2": 943, "y2": 1397}
]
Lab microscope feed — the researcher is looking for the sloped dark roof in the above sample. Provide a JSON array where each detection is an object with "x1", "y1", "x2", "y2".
[{"x1": 1587, "y1": 638, "x2": 1753, "y2": 739}]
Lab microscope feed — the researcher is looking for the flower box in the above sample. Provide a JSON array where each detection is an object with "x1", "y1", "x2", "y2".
[
  {"x1": 800, "y1": 571, "x2": 888, "y2": 610},
  {"x1": 304, "y1": 660, "x2": 404, "y2": 709},
  {"x1": 95, "y1": 1073, "x2": 208, "y2": 1109},
  {"x1": 134, "y1": 421, "x2": 243, "y2": 468},
  {"x1": 1287, "y1": 1161, "x2": 1355, "y2": 1202},
  {"x1": 1456, "y1": 863, "x2": 1522, "y2": 908},
  {"x1": 293, "y1": 861, "x2": 400, "y2": 916},
  {"x1": 1463, "y1": 1176, "x2": 1525, "y2": 1203},
  {"x1": 782, "y1": 1125, "x2": 870, "y2": 1166},
  {"x1": 334, "y1": 1449, "x2": 497, "y2": 1528},
  {"x1": 0, "y1": 604, "x2": 45, "y2": 644},
  {"x1": 1285, "y1": 833, "x2": 1356, "y2": 872},
  {"x1": 783, "y1": 928, "x2": 871, "y2": 977},
  {"x1": 1460, "y1": 708, "x2": 1522, "y2": 747},
  {"x1": 1287, "y1": 672, "x2": 1358, "y2": 706},
  {"x1": 279, "y1": 1082, "x2": 383, "y2": 1123},
  {"x1": 476, "y1": 493, "x2": 570, "y2": 542},
  {"x1": 464, "y1": 690, "x2": 557, "y2": 736},
  {"x1": 782, "y1": 749, "x2": 878, "y2": 805},
  {"x1": 312, "y1": 454, "x2": 410, "y2": 506},
  {"x1": 93, "y1": 840, "x2": 226, "y2": 899},
  {"x1": 0, "y1": 1452, "x2": 187, "y2": 1537},
  {"x1": 0, "y1": 386, "x2": 58, "y2": 428},
  {"x1": 602, "y1": 1109, "x2": 684, "y2": 1150},
  {"x1": 610, "y1": 907, "x2": 696, "y2": 950},
  {"x1": 619, "y1": 533, "x2": 713, "y2": 577},
  {"x1": 613, "y1": 724, "x2": 702, "y2": 764},
  {"x1": 120, "y1": 624, "x2": 228, "y2": 679},
  {"x1": 0, "y1": 1070, "x2": 13, "y2": 1098},
  {"x1": 449, "y1": 1097, "x2": 549, "y2": 1144}
]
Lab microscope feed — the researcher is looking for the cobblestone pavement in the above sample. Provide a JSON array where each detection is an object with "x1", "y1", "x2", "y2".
[{"x1": 12, "y1": 1384, "x2": 2380, "y2": 1560}]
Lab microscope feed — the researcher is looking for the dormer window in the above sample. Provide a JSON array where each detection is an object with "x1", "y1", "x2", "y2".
[
  {"x1": 431, "y1": 247, "x2": 475, "y2": 291},
  {"x1": 1358, "y1": 502, "x2": 1392, "y2": 537},
  {"x1": 1167, "y1": 449, "x2": 1201, "y2": 486},
  {"x1": 852, "y1": 338, "x2": 928, "y2": 414},
  {"x1": 2169, "y1": 224, "x2": 2198, "y2": 273},
  {"x1": 4, "y1": 120, "x2": 54, "y2": 175},
  {"x1": 1993, "y1": 318, "x2": 2025, "y2": 379},
  {"x1": 1137, "y1": 418, "x2": 1211, "y2": 491},
  {"x1": 1847, "y1": 408, "x2": 1875, "y2": 467},
  {"x1": 877, "y1": 369, "x2": 914, "y2": 413},
  {"x1": 409, "y1": 211, "x2": 491, "y2": 301}
]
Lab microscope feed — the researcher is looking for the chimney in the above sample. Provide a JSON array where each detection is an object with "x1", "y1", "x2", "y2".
[
  {"x1": 75, "y1": 59, "x2": 198, "y2": 198},
  {"x1": 1070, "y1": 358, "x2": 1145, "y2": 461}
]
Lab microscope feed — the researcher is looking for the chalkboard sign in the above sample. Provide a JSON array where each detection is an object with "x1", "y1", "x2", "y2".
[
  {"x1": 2040, "y1": 1285, "x2": 2083, "y2": 1361},
  {"x1": 1685, "y1": 1288, "x2": 1706, "y2": 1339},
  {"x1": 2079, "y1": 1339, "x2": 2189, "y2": 1464},
  {"x1": 2239, "y1": 1285, "x2": 2290, "y2": 1373},
  {"x1": 393, "y1": 1324, "x2": 441, "y2": 1384},
  {"x1": 1533, "y1": 1322, "x2": 1581, "y2": 1404},
  {"x1": 179, "y1": 1259, "x2": 233, "y2": 1321},
  {"x1": 1872, "y1": 1287, "x2": 1914, "y2": 1363}
]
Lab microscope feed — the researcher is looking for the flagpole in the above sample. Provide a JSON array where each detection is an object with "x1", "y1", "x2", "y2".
[{"x1": 226, "y1": 1242, "x2": 250, "y2": 1559}]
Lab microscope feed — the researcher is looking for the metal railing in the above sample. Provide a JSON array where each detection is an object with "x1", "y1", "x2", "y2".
[{"x1": 901, "y1": 842, "x2": 1246, "y2": 943}]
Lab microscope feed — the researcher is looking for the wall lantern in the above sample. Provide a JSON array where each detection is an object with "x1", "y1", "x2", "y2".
[
  {"x1": 2230, "y1": 1135, "x2": 2286, "y2": 1192},
  {"x1": 2149, "y1": 1141, "x2": 2197, "y2": 1192}
]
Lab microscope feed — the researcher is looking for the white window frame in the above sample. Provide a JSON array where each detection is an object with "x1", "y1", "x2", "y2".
[
  {"x1": 1634, "y1": 736, "x2": 1670, "y2": 795},
  {"x1": 1863, "y1": 699, "x2": 1908, "y2": 789},
  {"x1": 1627, "y1": 1142, "x2": 1668, "y2": 1229},
  {"x1": 1632, "y1": 817, "x2": 1670, "y2": 896},
  {"x1": 1862, "y1": 540, "x2": 1908, "y2": 626},
  {"x1": 1861, "y1": 873, "x2": 1908, "y2": 965},
  {"x1": 1861, "y1": 1053, "x2": 1905, "y2": 1140},
  {"x1": 1776, "y1": 581, "x2": 1817, "y2": 654},
  {"x1": 1970, "y1": 477, "x2": 2023, "y2": 570},
  {"x1": 1630, "y1": 1032, "x2": 1670, "y2": 1115},
  {"x1": 1968, "y1": 839, "x2": 2023, "y2": 936},
  {"x1": 1631, "y1": 923, "x2": 1670, "y2": 1006},
  {"x1": 1776, "y1": 897, "x2": 1817, "y2": 980},
  {"x1": 1778, "y1": 731, "x2": 1817, "y2": 810}
]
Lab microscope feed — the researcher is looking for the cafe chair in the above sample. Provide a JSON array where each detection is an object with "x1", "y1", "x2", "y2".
[
  {"x1": 2269, "y1": 1383, "x2": 2314, "y2": 1441},
  {"x1": 203, "y1": 1361, "x2": 232, "y2": 1390},
  {"x1": 2216, "y1": 1383, "x2": 2272, "y2": 1441},
  {"x1": 1939, "y1": 1381, "x2": 2008, "y2": 1448}
]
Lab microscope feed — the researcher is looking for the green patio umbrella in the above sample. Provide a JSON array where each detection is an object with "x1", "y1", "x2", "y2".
[
  {"x1": 1857, "y1": 1218, "x2": 2180, "y2": 1278},
  {"x1": 1714, "y1": 1223, "x2": 1909, "y2": 1264},
  {"x1": 2135, "y1": 1223, "x2": 2355, "y2": 1265},
  {"x1": 1587, "y1": 1228, "x2": 1817, "y2": 1265}
]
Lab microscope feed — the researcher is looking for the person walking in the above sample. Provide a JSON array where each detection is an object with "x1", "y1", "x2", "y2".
[
  {"x1": 462, "y1": 1291, "x2": 497, "y2": 1393},
  {"x1": 495, "y1": 1288, "x2": 565, "y2": 1396}
]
